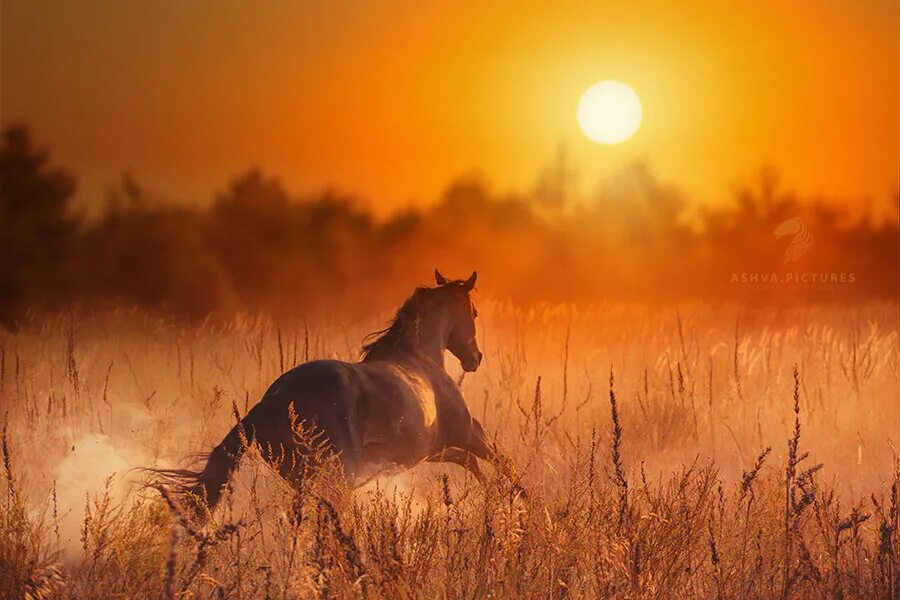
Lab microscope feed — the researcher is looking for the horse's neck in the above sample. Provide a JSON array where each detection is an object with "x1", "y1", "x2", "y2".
[
  {"x1": 389, "y1": 316, "x2": 448, "y2": 371},
  {"x1": 417, "y1": 333, "x2": 445, "y2": 369},
  {"x1": 383, "y1": 330, "x2": 445, "y2": 371},
  {"x1": 416, "y1": 311, "x2": 449, "y2": 369}
]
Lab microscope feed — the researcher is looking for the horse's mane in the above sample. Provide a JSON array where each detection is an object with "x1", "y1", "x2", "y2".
[
  {"x1": 361, "y1": 278, "x2": 474, "y2": 360},
  {"x1": 360, "y1": 286, "x2": 431, "y2": 359}
]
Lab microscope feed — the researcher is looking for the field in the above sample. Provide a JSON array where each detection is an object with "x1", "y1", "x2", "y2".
[{"x1": 1, "y1": 301, "x2": 898, "y2": 599}]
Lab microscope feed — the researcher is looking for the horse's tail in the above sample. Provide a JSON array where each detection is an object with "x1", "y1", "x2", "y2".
[{"x1": 152, "y1": 422, "x2": 248, "y2": 521}]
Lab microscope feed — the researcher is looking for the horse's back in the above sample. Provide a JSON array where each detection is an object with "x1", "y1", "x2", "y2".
[{"x1": 259, "y1": 359, "x2": 358, "y2": 414}]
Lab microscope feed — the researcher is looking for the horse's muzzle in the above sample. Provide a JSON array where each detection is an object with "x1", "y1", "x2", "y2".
[{"x1": 462, "y1": 349, "x2": 483, "y2": 372}]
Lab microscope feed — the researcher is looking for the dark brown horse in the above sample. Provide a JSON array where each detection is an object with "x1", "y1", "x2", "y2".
[{"x1": 168, "y1": 270, "x2": 509, "y2": 514}]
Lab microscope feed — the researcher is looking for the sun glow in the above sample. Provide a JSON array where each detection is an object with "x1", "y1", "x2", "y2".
[{"x1": 576, "y1": 80, "x2": 642, "y2": 144}]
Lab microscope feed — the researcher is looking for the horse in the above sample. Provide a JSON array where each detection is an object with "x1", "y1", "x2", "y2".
[{"x1": 162, "y1": 270, "x2": 513, "y2": 516}]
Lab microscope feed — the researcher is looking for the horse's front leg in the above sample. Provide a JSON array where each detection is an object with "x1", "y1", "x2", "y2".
[
  {"x1": 463, "y1": 418, "x2": 528, "y2": 496},
  {"x1": 427, "y1": 447, "x2": 487, "y2": 484}
]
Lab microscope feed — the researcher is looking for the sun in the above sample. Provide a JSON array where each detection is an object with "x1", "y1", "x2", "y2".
[{"x1": 577, "y1": 81, "x2": 642, "y2": 144}]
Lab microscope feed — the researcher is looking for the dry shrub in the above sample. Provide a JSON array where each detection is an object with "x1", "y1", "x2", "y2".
[{"x1": 0, "y1": 301, "x2": 897, "y2": 598}]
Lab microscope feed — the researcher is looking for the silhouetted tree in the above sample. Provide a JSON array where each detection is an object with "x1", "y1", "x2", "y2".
[{"x1": 0, "y1": 126, "x2": 78, "y2": 328}]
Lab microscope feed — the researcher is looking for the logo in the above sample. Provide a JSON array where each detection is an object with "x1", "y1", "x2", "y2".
[
  {"x1": 729, "y1": 216, "x2": 855, "y2": 291},
  {"x1": 773, "y1": 217, "x2": 813, "y2": 264}
]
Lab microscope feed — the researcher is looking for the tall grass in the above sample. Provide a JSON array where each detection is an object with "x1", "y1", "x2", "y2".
[{"x1": 0, "y1": 301, "x2": 898, "y2": 598}]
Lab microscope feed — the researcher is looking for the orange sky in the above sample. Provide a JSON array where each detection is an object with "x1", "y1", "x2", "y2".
[{"x1": 2, "y1": 0, "x2": 897, "y2": 214}]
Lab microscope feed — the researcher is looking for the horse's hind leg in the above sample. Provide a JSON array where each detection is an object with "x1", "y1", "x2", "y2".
[
  {"x1": 259, "y1": 441, "x2": 305, "y2": 489},
  {"x1": 264, "y1": 423, "x2": 362, "y2": 491}
]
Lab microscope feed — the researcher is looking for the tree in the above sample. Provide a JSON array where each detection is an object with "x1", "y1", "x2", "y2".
[{"x1": 0, "y1": 126, "x2": 78, "y2": 328}]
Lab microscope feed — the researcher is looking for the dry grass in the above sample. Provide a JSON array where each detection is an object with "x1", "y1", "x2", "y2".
[{"x1": 0, "y1": 301, "x2": 898, "y2": 599}]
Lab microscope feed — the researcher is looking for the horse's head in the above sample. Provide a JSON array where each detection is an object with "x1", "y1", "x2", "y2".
[{"x1": 434, "y1": 269, "x2": 482, "y2": 372}]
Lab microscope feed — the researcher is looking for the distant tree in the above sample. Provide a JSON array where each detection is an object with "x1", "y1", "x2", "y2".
[
  {"x1": 206, "y1": 169, "x2": 381, "y2": 315},
  {"x1": 533, "y1": 143, "x2": 575, "y2": 212},
  {"x1": 0, "y1": 126, "x2": 78, "y2": 328}
]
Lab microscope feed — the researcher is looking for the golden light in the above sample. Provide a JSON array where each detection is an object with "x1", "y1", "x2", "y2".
[{"x1": 576, "y1": 81, "x2": 642, "y2": 144}]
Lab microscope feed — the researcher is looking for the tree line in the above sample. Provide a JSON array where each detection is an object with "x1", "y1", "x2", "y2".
[{"x1": 2, "y1": 126, "x2": 897, "y2": 328}]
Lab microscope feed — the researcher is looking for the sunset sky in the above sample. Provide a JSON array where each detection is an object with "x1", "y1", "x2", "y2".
[{"x1": 2, "y1": 0, "x2": 897, "y2": 214}]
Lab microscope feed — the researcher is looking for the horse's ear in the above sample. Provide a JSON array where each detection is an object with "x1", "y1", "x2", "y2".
[
  {"x1": 463, "y1": 271, "x2": 477, "y2": 291},
  {"x1": 435, "y1": 269, "x2": 449, "y2": 286}
]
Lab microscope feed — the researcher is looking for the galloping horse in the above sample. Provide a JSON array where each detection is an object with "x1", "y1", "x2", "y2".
[{"x1": 168, "y1": 270, "x2": 507, "y2": 514}]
